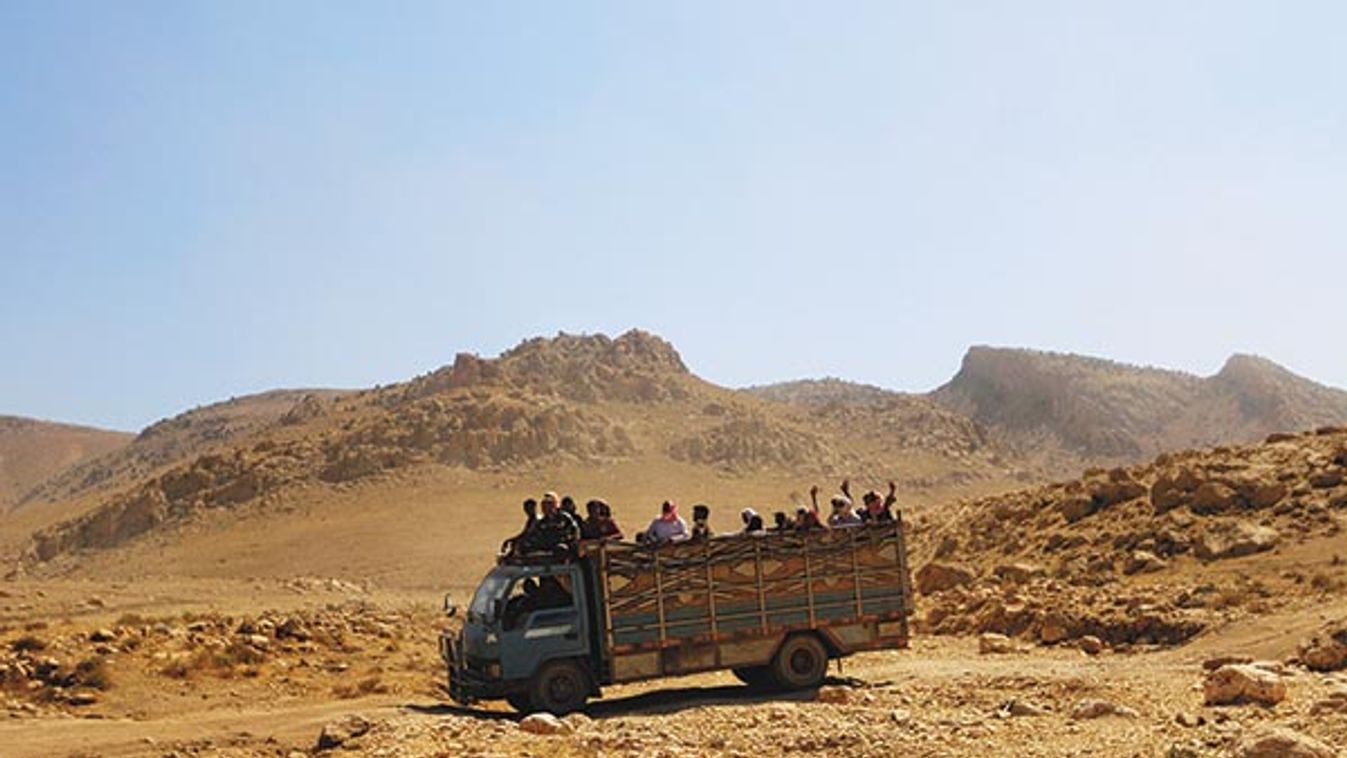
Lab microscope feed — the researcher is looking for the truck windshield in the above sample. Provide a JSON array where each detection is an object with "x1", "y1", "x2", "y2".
[{"x1": 467, "y1": 570, "x2": 513, "y2": 624}]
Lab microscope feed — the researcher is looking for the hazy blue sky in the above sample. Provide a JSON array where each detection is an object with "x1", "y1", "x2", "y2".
[{"x1": 3, "y1": 2, "x2": 1345, "y2": 431}]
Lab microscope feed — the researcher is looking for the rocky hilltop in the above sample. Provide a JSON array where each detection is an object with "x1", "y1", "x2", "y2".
[
  {"x1": 0, "y1": 417, "x2": 130, "y2": 511},
  {"x1": 14, "y1": 331, "x2": 1012, "y2": 568},
  {"x1": 930, "y1": 346, "x2": 1347, "y2": 468},
  {"x1": 912, "y1": 425, "x2": 1347, "y2": 648}
]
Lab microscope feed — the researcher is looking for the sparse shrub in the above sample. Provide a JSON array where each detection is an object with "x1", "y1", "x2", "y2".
[
  {"x1": 74, "y1": 657, "x2": 111, "y2": 690},
  {"x1": 10, "y1": 635, "x2": 46, "y2": 653}
]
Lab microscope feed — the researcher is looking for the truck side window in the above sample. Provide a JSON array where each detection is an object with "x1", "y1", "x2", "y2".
[{"x1": 502, "y1": 578, "x2": 537, "y2": 631}]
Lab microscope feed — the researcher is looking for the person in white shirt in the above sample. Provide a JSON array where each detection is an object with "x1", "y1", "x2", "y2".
[{"x1": 643, "y1": 500, "x2": 689, "y2": 545}]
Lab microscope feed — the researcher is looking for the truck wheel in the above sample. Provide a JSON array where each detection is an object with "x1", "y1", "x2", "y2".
[
  {"x1": 770, "y1": 634, "x2": 828, "y2": 690},
  {"x1": 505, "y1": 692, "x2": 533, "y2": 713},
  {"x1": 528, "y1": 660, "x2": 589, "y2": 715},
  {"x1": 731, "y1": 666, "x2": 773, "y2": 689}
]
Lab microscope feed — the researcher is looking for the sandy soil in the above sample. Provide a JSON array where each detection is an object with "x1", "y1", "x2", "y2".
[{"x1": 2, "y1": 578, "x2": 1345, "y2": 758}]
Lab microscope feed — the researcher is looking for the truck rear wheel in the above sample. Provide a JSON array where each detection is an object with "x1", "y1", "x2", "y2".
[
  {"x1": 770, "y1": 634, "x2": 828, "y2": 690},
  {"x1": 528, "y1": 659, "x2": 589, "y2": 715},
  {"x1": 731, "y1": 665, "x2": 773, "y2": 689}
]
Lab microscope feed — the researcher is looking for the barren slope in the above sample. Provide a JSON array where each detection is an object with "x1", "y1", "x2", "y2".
[
  {"x1": 5, "y1": 331, "x2": 1020, "y2": 580},
  {"x1": 931, "y1": 346, "x2": 1347, "y2": 471},
  {"x1": 0, "y1": 417, "x2": 130, "y2": 511}
]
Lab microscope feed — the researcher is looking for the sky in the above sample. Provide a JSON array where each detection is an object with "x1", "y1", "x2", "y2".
[{"x1": 3, "y1": 1, "x2": 1346, "y2": 431}]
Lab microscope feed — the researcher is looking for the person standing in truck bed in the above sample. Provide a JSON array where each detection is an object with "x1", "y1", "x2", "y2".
[{"x1": 643, "y1": 500, "x2": 689, "y2": 545}]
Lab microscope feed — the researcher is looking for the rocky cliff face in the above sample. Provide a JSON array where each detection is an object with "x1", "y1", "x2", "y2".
[{"x1": 931, "y1": 347, "x2": 1347, "y2": 464}]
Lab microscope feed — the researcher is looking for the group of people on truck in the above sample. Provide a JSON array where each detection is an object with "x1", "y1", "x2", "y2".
[{"x1": 501, "y1": 480, "x2": 898, "y2": 559}]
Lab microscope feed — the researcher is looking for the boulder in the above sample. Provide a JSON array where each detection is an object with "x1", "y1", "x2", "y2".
[
  {"x1": 915, "y1": 562, "x2": 974, "y2": 595},
  {"x1": 1194, "y1": 522, "x2": 1278, "y2": 561},
  {"x1": 1038, "y1": 613, "x2": 1072, "y2": 644},
  {"x1": 1069, "y1": 698, "x2": 1138, "y2": 719},
  {"x1": 993, "y1": 562, "x2": 1044, "y2": 584},
  {"x1": 1078, "y1": 635, "x2": 1105, "y2": 655},
  {"x1": 1123, "y1": 550, "x2": 1167, "y2": 575},
  {"x1": 316, "y1": 715, "x2": 371, "y2": 750},
  {"x1": 1232, "y1": 727, "x2": 1334, "y2": 758},
  {"x1": 978, "y1": 633, "x2": 1018, "y2": 655},
  {"x1": 88, "y1": 628, "x2": 117, "y2": 643},
  {"x1": 519, "y1": 712, "x2": 573, "y2": 735},
  {"x1": 1090, "y1": 479, "x2": 1147, "y2": 508},
  {"x1": 1152, "y1": 469, "x2": 1202, "y2": 513},
  {"x1": 1203, "y1": 664, "x2": 1285, "y2": 706},
  {"x1": 1058, "y1": 497, "x2": 1096, "y2": 523},
  {"x1": 1247, "y1": 481, "x2": 1288, "y2": 509},
  {"x1": 1202, "y1": 654, "x2": 1253, "y2": 671},
  {"x1": 1310, "y1": 470, "x2": 1344, "y2": 489},
  {"x1": 1310, "y1": 685, "x2": 1347, "y2": 715},
  {"x1": 1297, "y1": 621, "x2": 1347, "y2": 672},
  {"x1": 1191, "y1": 482, "x2": 1240, "y2": 514},
  {"x1": 815, "y1": 685, "x2": 855, "y2": 704}
]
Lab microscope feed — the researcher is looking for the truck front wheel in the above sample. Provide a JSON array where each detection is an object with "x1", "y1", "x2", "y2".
[
  {"x1": 505, "y1": 692, "x2": 533, "y2": 713},
  {"x1": 770, "y1": 634, "x2": 828, "y2": 690},
  {"x1": 528, "y1": 660, "x2": 590, "y2": 715}
]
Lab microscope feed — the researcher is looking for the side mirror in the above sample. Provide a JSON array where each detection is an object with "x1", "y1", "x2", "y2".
[{"x1": 442, "y1": 592, "x2": 458, "y2": 618}]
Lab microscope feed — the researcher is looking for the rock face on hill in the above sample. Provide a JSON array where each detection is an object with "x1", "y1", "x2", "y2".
[
  {"x1": 0, "y1": 417, "x2": 131, "y2": 510},
  {"x1": 911, "y1": 426, "x2": 1347, "y2": 646},
  {"x1": 931, "y1": 347, "x2": 1347, "y2": 466},
  {"x1": 15, "y1": 390, "x2": 349, "y2": 509}
]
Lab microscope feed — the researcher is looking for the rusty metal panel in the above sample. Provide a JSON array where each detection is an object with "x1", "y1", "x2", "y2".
[{"x1": 611, "y1": 651, "x2": 661, "y2": 682}]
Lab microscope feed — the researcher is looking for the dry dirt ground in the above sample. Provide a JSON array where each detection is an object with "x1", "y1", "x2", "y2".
[{"x1": 2, "y1": 578, "x2": 1346, "y2": 758}]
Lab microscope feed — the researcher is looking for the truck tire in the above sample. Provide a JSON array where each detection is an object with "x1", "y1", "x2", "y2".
[
  {"x1": 505, "y1": 692, "x2": 533, "y2": 713},
  {"x1": 769, "y1": 634, "x2": 828, "y2": 690},
  {"x1": 731, "y1": 666, "x2": 773, "y2": 689},
  {"x1": 528, "y1": 659, "x2": 590, "y2": 715}
]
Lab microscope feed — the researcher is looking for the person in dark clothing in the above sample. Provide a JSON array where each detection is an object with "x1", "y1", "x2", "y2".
[
  {"x1": 582, "y1": 499, "x2": 623, "y2": 542},
  {"x1": 844, "y1": 480, "x2": 897, "y2": 524},
  {"x1": 771, "y1": 511, "x2": 791, "y2": 532},
  {"x1": 501, "y1": 499, "x2": 539, "y2": 556},
  {"x1": 691, "y1": 504, "x2": 713, "y2": 540},
  {"x1": 795, "y1": 506, "x2": 824, "y2": 532},
  {"x1": 535, "y1": 491, "x2": 580, "y2": 556}
]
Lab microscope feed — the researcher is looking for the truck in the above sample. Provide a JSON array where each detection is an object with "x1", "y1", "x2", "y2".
[{"x1": 439, "y1": 519, "x2": 914, "y2": 714}]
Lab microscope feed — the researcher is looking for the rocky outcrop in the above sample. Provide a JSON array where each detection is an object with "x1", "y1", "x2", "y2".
[{"x1": 1203, "y1": 664, "x2": 1286, "y2": 706}]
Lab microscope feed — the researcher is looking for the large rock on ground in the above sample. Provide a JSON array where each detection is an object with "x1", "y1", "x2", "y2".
[
  {"x1": 1191, "y1": 482, "x2": 1240, "y2": 514},
  {"x1": 1194, "y1": 522, "x2": 1279, "y2": 561},
  {"x1": 316, "y1": 715, "x2": 372, "y2": 750},
  {"x1": 978, "y1": 633, "x2": 1019, "y2": 655},
  {"x1": 1203, "y1": 664, "x2": 1286, "y2": 706},
  {"x1": 519, "y1": 712, "x2": 573, "y2": 735},
  {"x1": 915, "y1": 561, "x2": 974, "y2": 595},
  {"x1": 1070, "y1": 698, "x2": 1138, "y2": 719},
  {"x1": 1298, "y1": 621, "x2": 1347, "y2": 672},
  {"x1": 1232, "y1": 727, "x2": 1335, "y2": 758}
]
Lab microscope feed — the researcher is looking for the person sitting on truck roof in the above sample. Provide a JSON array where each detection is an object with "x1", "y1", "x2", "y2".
[
  {"x1": 582, "y1": 499, "x2": 624, "y2": 542},
  {"x1": 690, "y1": 504, "x2": 713, "y2": 540},
  {"x1": 501, "y1": 498, "x2": 540, "y2": 556},
  {"x1": 771, "y1": 511, "x2": 791, "y2": 532},
  {"x1": 740, "y1": 508, "x2": 767, "y2": 536},
  {"x1": 643, "y1": 500, "x2": 689, "y2": 545},
  {"x1": 853, "y1": 481, "x2": 898, "y2": 524},
  {"x1": 816, "y1": 485, "x2": 861, "y2": 527},
  {"x1": 795, "y1": 505, "x2": 824, "y2": 532},
  {"x1": 534, "y1": 491, "x2": 581, "y2": 557}
]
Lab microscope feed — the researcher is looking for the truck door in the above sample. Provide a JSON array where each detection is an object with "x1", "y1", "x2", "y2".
[{"x1": 499, "y1": 567, "x2": 589, "y2": 682}]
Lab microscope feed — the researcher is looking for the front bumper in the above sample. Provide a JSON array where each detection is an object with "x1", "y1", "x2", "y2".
[{"x1": 441, "y1": 631, "x2": 509, "y2": 704}]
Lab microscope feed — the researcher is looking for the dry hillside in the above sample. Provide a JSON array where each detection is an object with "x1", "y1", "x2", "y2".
[
  {"x1": 0, "y1": 417, "x2": 130, "y2": 512},
  {"x1": 911, "y1": 425, "x2": 1347, "y2": 649},
  {"x1": 930, "y1": 346, "x2": 1347, "y2": 471},
  {"x1": 5, "y1": 331, "x2": 1020, "y2": 579}
]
